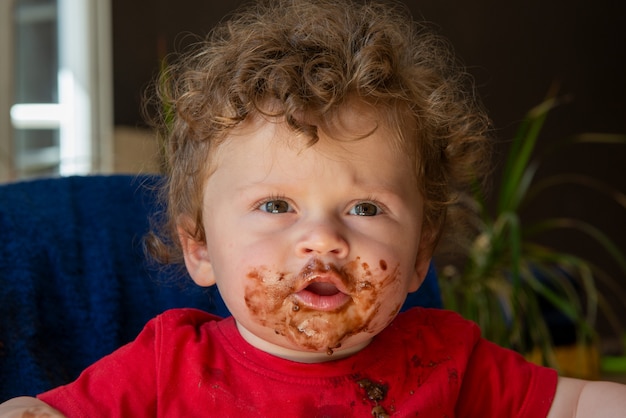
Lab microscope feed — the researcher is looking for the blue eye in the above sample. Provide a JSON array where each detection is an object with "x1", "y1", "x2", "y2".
[
  {"x1": 260, "y1": 199, "x2": 291, "y2": 214},
  {"x1": 349, "y1": 202, "x2": 381, "y2": 216}
]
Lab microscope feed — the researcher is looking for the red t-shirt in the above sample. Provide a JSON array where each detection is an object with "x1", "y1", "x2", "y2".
[{"x1": 39, "y1": 307, "x2": 557, "y2": 417}]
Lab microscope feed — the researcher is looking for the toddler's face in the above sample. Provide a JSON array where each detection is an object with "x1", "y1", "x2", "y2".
[{"x1": 182, "y1": 107, "x2": 430, "y2": 362}]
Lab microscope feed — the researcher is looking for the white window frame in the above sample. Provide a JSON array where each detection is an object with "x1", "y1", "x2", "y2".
[{"x1": 0, "y1": 0, "x2": 113, "y2": 182}]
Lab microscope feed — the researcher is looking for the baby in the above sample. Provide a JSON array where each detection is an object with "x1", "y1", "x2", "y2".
[{"x1": 2, "y1": 0, "x2": 625, "y2": 416}]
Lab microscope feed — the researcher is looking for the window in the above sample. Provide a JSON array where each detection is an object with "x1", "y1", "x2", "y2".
[{"x1": 0, "y1": 0, "x2": 112, "y2": 182}]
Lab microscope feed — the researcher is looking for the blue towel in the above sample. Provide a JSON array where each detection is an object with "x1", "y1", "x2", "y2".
[{"x1": 0, "y1": 174, "x2": 440, "y2": 401}]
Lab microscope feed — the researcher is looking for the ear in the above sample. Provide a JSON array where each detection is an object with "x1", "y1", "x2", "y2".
[
  {"x1": 408, "y1": 228, "x2": 437, "y2": 293},
  {"x1": 178, "y1": 226, "x2": 216, "y2": 287}
]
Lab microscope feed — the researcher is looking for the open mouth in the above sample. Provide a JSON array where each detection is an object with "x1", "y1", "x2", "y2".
[
  {"x1": 295, "y1": 280, "x2": 351, "y2": 311},
  {"x1": 306, "y1": 282, "x2": 341, "y2": 296}
]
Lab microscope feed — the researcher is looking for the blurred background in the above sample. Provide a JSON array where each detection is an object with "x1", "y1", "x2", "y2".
[{"x1": 1, "y1": 0, "x2": 624, "y2": 370}]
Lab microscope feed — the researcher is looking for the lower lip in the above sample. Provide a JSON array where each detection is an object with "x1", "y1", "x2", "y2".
[{"x1": 294, "y1": 289, "x2": 351, "y2": 311}]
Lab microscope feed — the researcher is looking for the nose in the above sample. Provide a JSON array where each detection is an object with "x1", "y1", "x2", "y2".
[{"x1": 295, "y1": 220, "x2": 350, "y2": 258}]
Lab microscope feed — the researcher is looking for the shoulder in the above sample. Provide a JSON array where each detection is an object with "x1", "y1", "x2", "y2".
[
  {"x1": 136, "y1": 308, "x2": 225, "y2": 344},
  {"x1": 36, "y1": 309, "x2": 228, "y2": 415},
  {"x1": 389, "y1": 307, "x2": 481, "y2": 343},
  {"x1": 148, "y1": 308, "x2": 224, "y2": 335},
  {"x1": 154, "y1": 307, "x2": 224, "y2": 326},
  {"x1": 388, "y1": 308, "x2": 558, "y2": 416}
]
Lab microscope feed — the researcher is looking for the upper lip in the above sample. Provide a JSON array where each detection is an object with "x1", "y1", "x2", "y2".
[{"x1": 293, "y1": 259, "x2": 351, "y2": 295}]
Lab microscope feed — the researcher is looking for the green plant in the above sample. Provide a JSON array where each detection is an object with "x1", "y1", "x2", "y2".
[{"x1": 438, "y1": 95, "x2": 626, "y2": 371}]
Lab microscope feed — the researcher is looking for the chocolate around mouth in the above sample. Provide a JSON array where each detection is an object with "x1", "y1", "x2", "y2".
[{"x1": 244, "y1": 257, "x2": 392, "y2": 352}]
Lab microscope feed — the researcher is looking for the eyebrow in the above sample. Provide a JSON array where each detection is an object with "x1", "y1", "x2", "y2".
[{"x1": 236, "y1": 179, "x2": 412, "y2": 206}]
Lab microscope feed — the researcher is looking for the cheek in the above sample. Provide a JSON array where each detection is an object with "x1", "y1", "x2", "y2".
[{"x1": 244, "y1": 268, "x2": 294, "y2": 320}]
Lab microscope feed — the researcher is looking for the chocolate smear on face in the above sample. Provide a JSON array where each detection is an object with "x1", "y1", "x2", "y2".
[
  {"x1": 244, "y1": 257, "x2": 401, "y2": 353},
  {"x1": 379, "y1": 259, "x2": 387, "y2": 271}
]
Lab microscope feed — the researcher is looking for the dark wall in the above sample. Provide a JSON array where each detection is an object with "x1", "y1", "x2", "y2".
[
  {"x1": 112, "y1": 0, "x2": 626, "y2": 332},
  {"x1": 112, "y1": 0, "x2": 246, "y2": 127},
  {"x1": 113, "y1": 0, "x2": 626, "y2": 134}
]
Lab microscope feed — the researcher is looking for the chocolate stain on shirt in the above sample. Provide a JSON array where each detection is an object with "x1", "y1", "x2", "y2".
[{"x1": 357, "y1": 378, "x2": 390, "y2": 417}]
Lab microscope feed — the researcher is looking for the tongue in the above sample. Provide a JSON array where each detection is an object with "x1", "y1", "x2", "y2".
[{"x1": 306, "y1": 282, "x2": 340, "y2": 296}]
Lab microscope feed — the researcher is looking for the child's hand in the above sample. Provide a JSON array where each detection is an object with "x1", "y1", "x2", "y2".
[{"x1": 0, "y1": 397, "x2": 65, "y2": 418}]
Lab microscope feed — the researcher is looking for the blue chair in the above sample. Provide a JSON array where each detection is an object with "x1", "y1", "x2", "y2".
[{"x1": 0, "y1": 174, "x2": 441, "y2": 401}]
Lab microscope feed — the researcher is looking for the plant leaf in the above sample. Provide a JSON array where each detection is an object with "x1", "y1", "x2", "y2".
[
  {"x1": 523, "y1": 173, "x2": 626, "y2": 211},
  {"x1": 524, "y1": 217, "x2": 626, "y2": 275},
  {"x1": 498, "y1": 98, "x2": 558, "y2": 213}
]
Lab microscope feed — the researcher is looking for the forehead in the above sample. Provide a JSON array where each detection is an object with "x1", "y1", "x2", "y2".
[
  {"x1": 204, "y1": 107, "x2": 418, "y2": 198},
  {"x1": 216, "y1": 100, "x2": 415, "y2": 164}
]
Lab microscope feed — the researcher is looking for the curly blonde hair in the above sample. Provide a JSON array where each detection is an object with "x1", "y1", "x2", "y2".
[{"x1": 146, "y1": 0, "x2": 490, "y2": 264}]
